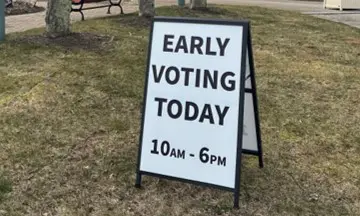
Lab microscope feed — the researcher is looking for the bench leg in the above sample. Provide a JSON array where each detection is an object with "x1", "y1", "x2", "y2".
[
  {"x1": 120, "y1": 5, "x2": 124, "y2": 14},
  {"x1": 80, "y1": 11, "x2": 85, "y2": 21},
  {"x1": 71, "y1": 5, "x2": 85, "y2": 21},
  {"x1": 108, "y1": 0, "x2": 124, "y2": 15},
  {"x1": 107, "y1": 5, "x2": 111, "y2": 14}
]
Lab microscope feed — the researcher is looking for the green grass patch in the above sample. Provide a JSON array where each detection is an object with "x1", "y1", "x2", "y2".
[{"x1": 0, "y1": 4, "x2": 359, "y2": 216}]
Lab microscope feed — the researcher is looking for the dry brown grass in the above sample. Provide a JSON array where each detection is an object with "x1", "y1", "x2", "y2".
[{"x1": 0, "y1": 4, "x2": 359, "y2": 216}]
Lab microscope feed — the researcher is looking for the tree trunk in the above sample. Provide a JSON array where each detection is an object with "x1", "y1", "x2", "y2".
[
  {"x1": 138, "y1": 0, "x2": 155, "y2": 17},
  {"x1": 190, "y1": 0, "x2": 207, "y2": 9},
  {"x1": 45, "y1": 0, "x2": 71, "y2": 38}
]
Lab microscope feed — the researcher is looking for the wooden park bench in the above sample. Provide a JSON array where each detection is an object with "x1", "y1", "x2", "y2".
[{"x1": 71, "y1": 0, "x2": 124, "y2": 21}]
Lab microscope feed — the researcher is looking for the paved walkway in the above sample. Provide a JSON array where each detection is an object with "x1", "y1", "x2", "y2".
[
  {"x1": 206, "y1": 0, "x2": 360, "y2": 28},
  {"x1": 4, "y1": 0, "x2": 360, "y2": 34}
]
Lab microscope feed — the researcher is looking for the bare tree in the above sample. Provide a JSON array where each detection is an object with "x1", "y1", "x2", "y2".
[
  {"x1": 45, "y1": 0, "x2": 71, "y2": 38},
  {"x1": 138, "y1": 0, "x2": 155, "y2": 17},
  {"x1": 190, "y1": 0, "x2": 207, "y2": 9}
]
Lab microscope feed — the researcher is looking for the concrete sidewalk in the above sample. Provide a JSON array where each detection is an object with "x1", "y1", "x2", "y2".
[
  {"x1": 4, "y1": 0, "x2": 360, "y2": 34},
  {"x1": 206, "y1": 0, "x2": 360, "y2": 28},
  {"x1": 207, "y1": 0, "x2": 360, "y2": 28},
  {"x1": 208, "y1": 0, "x2": 325, "y2": 12},
  {"x1": 5, "y1": 1, "x2": 140, "y2": 34}
]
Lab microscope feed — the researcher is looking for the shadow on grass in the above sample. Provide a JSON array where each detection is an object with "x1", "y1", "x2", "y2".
[
  {"x1": 115, "y1": 13, "x2": 153, "y2": 28},
  {"x1": 0, "y1": 174, "x2": 12, "y2": 203},
  {"x1": 10, "y1": 32, "x2": 116, "y2": 53},
  {"x1": 157, "y1": 5, "x2": 240, "y2": 18},
  {"x1": 113, "y1": 5, "x2": 240, "y2": 29}
]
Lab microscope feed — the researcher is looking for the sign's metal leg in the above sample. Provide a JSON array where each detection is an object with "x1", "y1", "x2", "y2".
[
  {"x1": 233, "y1": 190, "x2": 239, "y2": 209},
  {"x1": 135, "y1": 172, "x2": 142, "y2": 188},
  {"x1": 0, "y1": 0, "x2": 5, "y2": 41},
  {"x1": 259, "y1": 154, "x2": 264, "y2": 168}
]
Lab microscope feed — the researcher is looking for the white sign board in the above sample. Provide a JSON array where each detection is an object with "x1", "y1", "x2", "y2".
[{"x1": 136, "y1": 17, "x2": 263, "y2": 207}]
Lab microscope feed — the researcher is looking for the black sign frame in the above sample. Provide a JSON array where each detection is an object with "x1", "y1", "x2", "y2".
[
  {"x1": 135, "y1": 16, "x2": 262, "y2": 209},
  {"x1": 243, "y1": 27, "x2": 264, "y2": 168}
]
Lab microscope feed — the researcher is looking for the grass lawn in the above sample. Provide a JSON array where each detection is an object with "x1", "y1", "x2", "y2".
[{"x1": 1, "y1": 4, "x2": 360, "y2": 216}]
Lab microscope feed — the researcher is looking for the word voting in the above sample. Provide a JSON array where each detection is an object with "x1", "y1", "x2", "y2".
[{"x1": 150, "y1": 35, "x2": 236, "y2": 126}]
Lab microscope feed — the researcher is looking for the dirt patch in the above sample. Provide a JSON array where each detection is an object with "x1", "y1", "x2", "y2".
[
  {"x1": 5, "y1": 1, "x2": 45, "y2": 16},
  {"x1": 14, "y1": 32, "x2": 115, "y2": 52},
  {"x1": 117, "y1": 14, "x2": 153, "y2": 28},
  {"x1": 346, "y1": 38, "x2": 360, "y2": 45}
]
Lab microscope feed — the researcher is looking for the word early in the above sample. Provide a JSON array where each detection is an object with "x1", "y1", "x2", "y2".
[{"x1": 163, "y1": 34, "x2": 230, "y2": 56}]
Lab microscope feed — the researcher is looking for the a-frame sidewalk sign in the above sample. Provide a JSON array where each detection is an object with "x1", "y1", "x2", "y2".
[{"x1": 135, "y1": 16, "x2": 263, "y2": 209}]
